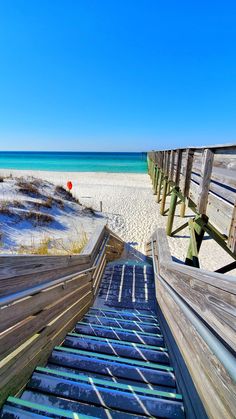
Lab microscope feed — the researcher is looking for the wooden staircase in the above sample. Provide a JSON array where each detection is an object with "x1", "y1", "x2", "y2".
[
  {"x1": 1, "y1": 261, "x2": 185, "y2": 418},
  {"x1": 1, "y1": 226, "x2": 234, "y2": 417}
]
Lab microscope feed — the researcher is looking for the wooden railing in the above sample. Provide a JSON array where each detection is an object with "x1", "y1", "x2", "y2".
[
  {"x1": 147, "y1": 229, "x2": 236, "y2": 418},
  {"x1": 147, "y1": 145, "x2": 236, "y2": 271},
  {"x1": 0, "y1": 223, "x2": 124, "y2": 406}
]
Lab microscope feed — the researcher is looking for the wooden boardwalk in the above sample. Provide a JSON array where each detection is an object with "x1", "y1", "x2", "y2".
[
  {"x1": 0, "y1": 201, "x2": 235, "y2": 417},
  {"x1": 147, "y1": 144, "x2": 236, "y2": 271}
]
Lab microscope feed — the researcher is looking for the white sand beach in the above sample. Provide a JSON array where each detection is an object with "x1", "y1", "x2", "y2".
[{"x1": 0, "y1": 168, "x2": 234, "y2": 272}]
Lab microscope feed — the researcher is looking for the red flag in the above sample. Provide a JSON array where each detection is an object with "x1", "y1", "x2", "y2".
[{"x1": 67, "y1": 181, "x2": 73, "y2": 191}]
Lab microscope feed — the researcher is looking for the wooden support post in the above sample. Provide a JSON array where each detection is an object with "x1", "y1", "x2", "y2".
[
  {"x1": 152, "y1": 165, "x2": 156, "y2": 192},
  {"x1": 174, "y1": 149, "x2": 182, "y2": 186},
  {"x1": 197, "y1": 149, "x2": 214, "y2": 215},
  {"x1": 159, "y1": 150, "x2": 170, "y2": 214},
  {"x1": 169, "y1": 150, "x2": 175, "y2": 184},
  {"x1": 187, "y1": 219, "x2": 200, "y2": 268},
  {"x1": 185, "y1": 215, "x2": 208, "y2": 267},
  {"x1": 156, "y1": 171, "x2": 163, "y2": 202},
  {"x1": 180, "y1": 199, "x2": 186, "y2": 218},
  {"x1": 160, "y1": 177, "x2": 168, "y2": 215},
  {"x1": 152, "y1": 160, "x2": 155, "y2": 182},
  {"x1": 166, "y1": 187, "x2": 179, "y2": 236},
  {"x1": 154, "y1": 166, "x2": 160, "y2": 194},
  {"x1": 149, "y1": 159, "x2": 153, "y2": 178},
  {"x1": 150, "y1": 159, "x2": 153, "y2": 179},
  {"x1": 180, "y1": 149, "x2": 194, "y2": 218},
  {"x1": 166, "y1": 182, "x2": 170, "y2": 195}
]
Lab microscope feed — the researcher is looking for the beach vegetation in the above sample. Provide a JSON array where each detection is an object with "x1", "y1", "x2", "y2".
[
  {"x1": 24, "y1": 210, "x2": 54, "y2": 224},
  {"x1": 0, "y1": 201, "x2": 13, "y2": 216},
  {"x1": 17, "y1": 179, "x2": 40, "y2": 196},
  {"x1": 18, "y1": 236, "x2": 51, "y2": 255},
  {"x1": 17, "y1": 231, "x2": 88, "y2": 255},
  {"x1": 55, "y1": 185, "x2": 80, "y2": 204},
  {"x1": 0, "y1": 176, "x2": 92, "y2": 255},
  {"x1": 54, "y1": 198, "x2": 65, "y2": 209},
  {"x1": 83, "y1": 205, "x2": 96, "y2": 215},
  {"x1": 33, "y1": 197, "x2": 53, "y2": 209},
  {"x1": 12, "y1": 200, "x2": 25, "y2": 208}
]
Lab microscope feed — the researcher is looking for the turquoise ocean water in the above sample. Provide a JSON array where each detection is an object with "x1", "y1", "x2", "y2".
[{"x1": 0, "y1": 152, "x2": 147, "y2": 173}]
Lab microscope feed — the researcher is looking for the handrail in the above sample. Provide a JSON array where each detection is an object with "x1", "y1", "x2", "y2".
[
  {"x1": 0, "y1": 225, "x2": 124, "y2": 407},
  {"x1": 151, "y1": 233, "x2": 236, "y2": 380},
  {"x1": 149, "y1": 228, "x2": 236, "y2": 418},
  {"x1": 0, "y1": 266, "x2": 96, "y2": 307}
]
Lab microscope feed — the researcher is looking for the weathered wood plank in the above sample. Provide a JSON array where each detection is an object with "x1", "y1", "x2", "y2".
[
  {"x1": 0, "y1": 273, "x2": 91, "y2": 333},
  {"x1": 161, "y1": 262, "x2": 236, "y2": 352},
  {"x1": 0, "y1": 254, "x2": 90, "y2": 281},
  {"x1": 0, "y1": 261, "x2": 91, "y2": 297},
  {"x1": 0, "y1": 281, "x2": 92, "y2": 360},
  {"x1": 0, "y1": 291, "x2": 92, "y2": 406},
  {"x1": 207, "y1": 193, "x2": 233, "y2": 236}
]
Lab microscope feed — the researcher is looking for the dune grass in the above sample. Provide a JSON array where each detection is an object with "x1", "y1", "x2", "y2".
[{"x1": 18, "y1": 231, "x2": 88, "y2": 255}]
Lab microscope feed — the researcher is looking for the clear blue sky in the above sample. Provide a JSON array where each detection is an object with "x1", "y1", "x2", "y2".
[{"x1": 0, "y1": 1, "x2": 235, "y2": 151}]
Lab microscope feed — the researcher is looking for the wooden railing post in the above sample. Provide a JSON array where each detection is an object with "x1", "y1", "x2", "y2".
[
  {"x1": 160, "y1": 151, "x2": 170, "y2": 215},
  {"x1": 180, "y1": 148, "x2": 194, "y2": 217},
  {"x1": 154, "y1": 166, "x2": 160, "y2": 194},
  {"x1": 197, "y1": 148, "x2": 214, "y2": 215},
  {"x1": 156, "y1": 170, "x2": 163, "y2": 202}
]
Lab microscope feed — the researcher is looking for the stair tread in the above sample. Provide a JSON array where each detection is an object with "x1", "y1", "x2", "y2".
[
  {"x1": 76, "y1": 321, "x2": 162, "y2": 337},
  {"x1": 68, "y1": 332, "x2": 168, "y2": 351},
  {"x1": 46, "y1": 362, "x2": 176, "y2": 393},
  {"x1": 21, "y1": 391, "x2": 148, "y2": 419},
  {"x1": 27, "y1": 370, "x2": 184, "y2": 418},
  {"x1": 54, "y1": 346, "x2": 173, "y2": 371},
  {"x1": 35, "y1": 366, "x2": 182, "y2": 399},
  {"x1": 64, "y1": 336, "x2": 169, "y2": 364},
  {"x1": 2, "y1": 396, "x2": 97, "y2": 419}
]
